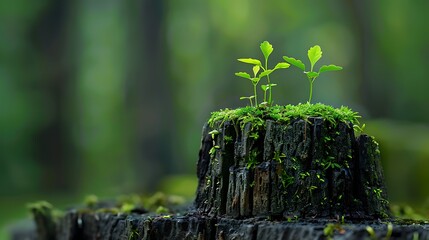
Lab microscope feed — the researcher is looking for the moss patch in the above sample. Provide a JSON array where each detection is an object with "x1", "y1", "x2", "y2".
[{"x1": 208, "y1": 103, "x2": 362, "y2": 131}]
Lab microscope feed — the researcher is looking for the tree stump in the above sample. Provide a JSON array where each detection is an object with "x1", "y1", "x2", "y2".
[
  {"x1": 15, "y1": 107, "x2": 429, "y2": 240},
  {"x1": 195, "y1": 117, "x2": 390, "y2": 219}
]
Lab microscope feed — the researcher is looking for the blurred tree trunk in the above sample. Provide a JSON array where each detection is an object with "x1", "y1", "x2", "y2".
[
  {"x1": 346, "y1": 0, "x2": 391, "y2": 117},
  {"x1": 31, "y1": 1, "x2": 72, "y2": 192},
  {"x1": 71, "y1": 0, "x2": 134, "y2": 195},
  {"x1": 126, "y1": 0, "x2": 174, "y2": 192}
]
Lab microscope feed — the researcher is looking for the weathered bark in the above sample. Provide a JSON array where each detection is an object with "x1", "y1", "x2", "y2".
[
  {"x1": 17, "y1": 115, "x2": 414, "y2": 240},
  {"x1": 15, "y1": 212, "x2": 429, "y2": 240},
  {"x1": 195, "y1": 117, "x2": 390, "y2": 219}
]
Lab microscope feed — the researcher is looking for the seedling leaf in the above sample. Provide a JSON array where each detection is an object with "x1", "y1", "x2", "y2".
[
  {"x1": 306, "y1": 71, "x2": 319, "y2": 78},
  {"x1": 319, "y1": 64, "x2": 343, "y2": 73},
  {"x1": 274, "y1": 62, "x2": 290, "y2": 70},
  {"x1": 261, "y1": 85, "x2": 268, "y2": 91},
  {"x1": 283, "y1": 56, "x2": 305, "y2": 71},
  {"x1": 308, "y1": 45, "x2": 322, "y2": 70},
  {"x1": 259, "y1": 69, "x2": 274, "y2": 78},
  {"x1": 260, "y1": 41, "x2": 273, "y2": 60},
  {"x1": 252, "y1": 65, "x2": 260, "y2": 77},
  {"x1": 235, "y1": 72, "x2": 251, "y2": 79},
  {"x1": 251, "y1": 77, "x2": 260, "y2": 84},
  {"x1": 238, "y1": 58, "x2": 262, "y2": 66},
  {"x1": 240, "y1": 96, "x2": 255, "y2": 100}
]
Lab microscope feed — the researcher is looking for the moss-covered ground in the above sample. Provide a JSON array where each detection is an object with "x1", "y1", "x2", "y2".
[{"x1": 208, "y1": 103, "x2": 362, "y2": 130}]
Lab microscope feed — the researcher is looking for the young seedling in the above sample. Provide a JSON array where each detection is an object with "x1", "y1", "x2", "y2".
[
  {"x1": 283, "y1": 45, "x2": 342, "y2": 103},
  {"x1": 261, "y1": 83, "x2": 277, "y2": 106},
  {"x1": 235, "y1": 41, "x2": 290, "y2": 107}
]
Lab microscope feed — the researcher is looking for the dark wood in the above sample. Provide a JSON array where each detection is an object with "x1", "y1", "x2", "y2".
[
  {"x1": 195, "y1": 117, "x2": 390, "y2": 219},
  {"x1": 18, "y1": 116, "x2": 428, "y2": 240},
  {"x1": 17, "y1": 212, "x2": 429, "y2": 240}
]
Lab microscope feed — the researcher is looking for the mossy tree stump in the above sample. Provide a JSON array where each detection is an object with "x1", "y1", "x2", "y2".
[
  {"x1": 195, "y1": 114, "x2": 389, "y2": 219},
  {"x1": 16, "y1": 105, "x2": 409, "y2": 240}
]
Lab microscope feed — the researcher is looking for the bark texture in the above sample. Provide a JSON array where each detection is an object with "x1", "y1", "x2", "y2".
[
  {"x1": 16, "y1": 116, "x2": 411, "y2": 240},
  {"x1": 195, "y1": 117, "x2": 390, "y2": 219},
  {"x1": 16, "y1": 212, "x2": 429, "y2": 240}
]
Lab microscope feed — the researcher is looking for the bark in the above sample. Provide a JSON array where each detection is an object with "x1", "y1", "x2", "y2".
[
  {"x1": 15, "y1": 212, "x2": 429, "y2": 240},
  {"x1": 195, "y1": 117, "x2": 390, "y2": 219},
  {"x1": 16, "y1": 116, "x2": 411, "y2": 240}
]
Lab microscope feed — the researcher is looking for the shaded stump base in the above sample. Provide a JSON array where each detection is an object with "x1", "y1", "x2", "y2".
[{"x1": 14, "y1": 211, "x2": 429, "y2": 240}]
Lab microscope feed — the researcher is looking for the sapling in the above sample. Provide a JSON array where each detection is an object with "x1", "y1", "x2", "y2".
[
  {"x1": 283, "y1": 45, "x2": 342, "y2": 103},
  {"x1": 235, "y1": 41, "x2": 290, "y2": 107}
]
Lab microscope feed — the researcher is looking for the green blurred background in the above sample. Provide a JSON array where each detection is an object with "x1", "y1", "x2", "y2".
[{"x1": 1, "y1": 0, "x2": 429, "y2": 237}]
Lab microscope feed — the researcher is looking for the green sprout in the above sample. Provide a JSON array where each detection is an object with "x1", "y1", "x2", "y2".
[
  {"x1": 283, "y1": 45, "x2": 342, "y2": 103},
  {"x1": 236, "y1": 41, "x2": 290, "y2": 107}
]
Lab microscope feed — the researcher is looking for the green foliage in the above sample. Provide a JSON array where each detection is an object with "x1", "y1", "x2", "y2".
[
  {"x1": 323, "y1": 223, "x2": 345, "y2": 240},
  {"x1": 246, "y1": 150, "x2": 259, "y2": 169},
  {"x1": 27, "y1": 201, "x2": 54, "y2": 217},
  {"x1": 280, "y1": 171, "x2": 294, "y2": 189},
  {"x1": 84, "y1": 194, "x2": 99, "y2": 208},
  {"x1": 236, "y1": 41, "x2": 290, "y2": 106},
  {"x1": 390, "y1": 204, "x2": 428, "y2": 220},
  {"x1": 236, "y1": 42, "x2": 342, "y2": 105},
  {"x1": 283, "y1": 45, "x2": 342, "y2": 103},
  {"x1": 120, "y1": 203, "x2": 136, "y2": 213},
  {"x1": 155, "y1": 206, "x2": 170, "y2": 214},
  {"x1": 273, "y1": 151, "x2": 286, "y2": 163},
  {"x1": 208, "y1": 103, "x2": 362, "y2": 130},
  {"x1": 365, "y1": 226, "x2": 377, "y2": 240}
]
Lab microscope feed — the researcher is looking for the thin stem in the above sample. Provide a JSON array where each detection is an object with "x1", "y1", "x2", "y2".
[
  {"x1": 267, "y1": 75, "x2": 272, "y2": 105},
  {"x1": 308, "y1": 78, "x2": 314, "y2": 103},
  {"x1": 250, "y1": 98, "x2": 254, "y2": 107},
  {"x1": 265, "y1": 59, "x2": 272, "y2": 105},
  {"x1": 253, "y1": 84, "x2": 258, "y2": 106}
]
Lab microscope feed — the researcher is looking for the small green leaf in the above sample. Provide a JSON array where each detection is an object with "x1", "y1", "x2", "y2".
[
  {"x1": 208, "y1": 130, "x2": 219, "y2": 135},
  {"x1": 306, "y1": 71, "x2": 319, "y2": 78},
  {"x1": 259, "y1": 69, "x2": 273, "y2": 78},
  {"x1": 260, "y1": 41, "x2": 273, "y2": 61},
  {"x1": 308, "y1": 45, "x2": 322, "y2": 70},
  {"x1": 252, "y1": 65, "x2": 260, "y2": 77},
  {"x1": 240, "y1": 96, "x2": 255, "y2": 100},
  {"x1": 235, "y1": 72, "x2": 251, "y2": 79},
  {"x1": 251, "y1": 77, "x2": 260, "y2": 84},
  {"x1": 319, "y1": 64, "x2": 343, "y2": 73},
  {"x1": 237, "y1": 58, "x2": 262, "y2": 66},
  {"x1": 261, "y1": 83, "x2": 277, "y2": 91},
  {"x1": 274, "y1": 62, "x2": 290, "y2": 70},
  {"x1": 283, "y1": 56, "x2": 305, "y2": 71}
]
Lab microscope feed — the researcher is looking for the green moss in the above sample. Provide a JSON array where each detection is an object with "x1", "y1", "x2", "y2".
[
  {"x1": 279, "y1": 171, "x2": 294, "y2": 189},
  {"x1": 224, "y1": 135, "x2": 233, "y2": 143},
  {"x1": 391, "y1": 204, "x2": 429, "y2": 222},
  {"x1": 27, "y1": 201, "x2": 54, "y2": 216},
  {"x1": 27, "y1": 201, "x2": 63, "y2": 239},
  {"x1": 84, "y1": 194, "x2": 99, "y2": 208},
  {"x1": 27, "y1": 201, "x2": 63, "y2": 220},
  {"x1": 208, "y1": 103, "x2": 362, "y2": 130},
  {"x1": 273, "y1": 151, "x2": 286, "y2": 163},
  {"x1": 155, "y1": 206, "x2": 170, "y2": 214},
  {"x1": 246, "y1": 150, "x2": 259, "y2": 169}
]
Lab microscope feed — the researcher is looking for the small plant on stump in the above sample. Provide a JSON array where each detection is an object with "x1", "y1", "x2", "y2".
[
  {"x1": 283, "y1": 45, "x2": 343, "y2": 103},
  {"x1": 235, "y1": 41, "x2": 290, "y2": 107}
]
